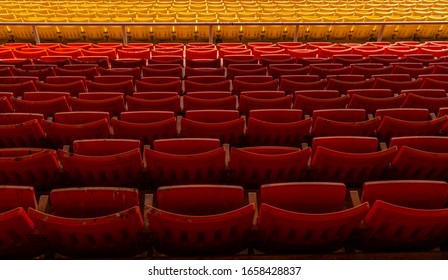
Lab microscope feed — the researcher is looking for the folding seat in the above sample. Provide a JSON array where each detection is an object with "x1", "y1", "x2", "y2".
[
  {"x1": 0, "y1": 113, "x2": 45, "y2": 148},
  {"x1": 390, "y1": 65, "x2": 434, "y2": 80},
  {"x1": 279, "y1": 78, "x2": 328, "y2": 96},
  {"x1": 71, "y1": 57, "x2": 108, "y2": 69},
  {"x1": 257, "y1": 182, "x2": 369, "y2": 253},
  {"x1": 217, "y1": 43, "x2": 245, "y2": 50},
  {"x1": 418, "y1": 74, "x2": 448, "y2": 82},
  {"x1": 23, "y1": 92, "x2": 71, "y2": 101},
  {"x1": 376, "y1": 116, "x2": 448, "y2": 142},
  {"x1": 9, "y1": 95, "x2": 70, "y2": 119},
  {"x1": 12, "y1": 49, "x2": 48, "y2": 60},
  {"x1": 152, "y1": 48, "x2": 184, "y2": 58},
  {"x1": 145, "y1": 138, "x2": 226, "y2": 186},
  {"x1": 350, "y1": 64, "x2": 393, "y2": 79},
  {"x1": 420, "y1": 78, "x2": 448, "y2": 91},
  {"x1": 127, "y1": 93, "x2": 181, "y2": 114},
  {"x1": 34, "y1": 80, "x2": 86, "y2": 98},
  {"x1": 85, "y1": 80, "x2": 134, "y2": 96},
  {"x1": 47, "y1": 48, "x2": 83, "y2": 59},
  {"x1": 218, "y1": 48, "x2": 251, "y2": 59},
  {"x1": 401, "y1": 93, "x2": 448, "y2": 114},
  {"x1": 183, "y1": 92, "x2": 237, "y2": 111},
  {"x1": 0, "y1": 185, "x2": 44, "y2": 258},
  {"x1": 351, "y1": 47, "x2": 386, "y2": 57},
  {"x1": 68, "y1": 94, "x2": 125, "y2": 117},
  {"x1": 58, "y1": 139, "x2": 143, "y2": 187},
  {"x1": 184, "y1": 79, "x2": 231, "y2": 94},
  {"x1": 309, "y1": 63, "x2": 349, "y2": 79},
  {"x1": 0, "y1": 148, "x2": 60, "y2": 188},
  {"x1": 41, "y1": 111, "x2": 111, "y2": 148},
  {"x1": 184, "y1": 58, "x2": 220, "y2": 69},
  {"x1": 11, "y1": 67, "x2": 56, "y2": 82},
  {"x1": 98, "y1": 67, "x2": 141, "y2": 81},
  {"x1": 293, "y1": 90, "x2": 339, "y2": 100},
  {"x1": 226, "y1": 64, "x2": 267, "y2": 80},
  {"x1": 246, "y1": 109, "x2": 312, "y2": 147},
  {"x1": 0, "y1": 80, "x2": 37, "y2": 98},
  {"x1": 312, "y1": 116, "x2": 381, "y2": 137},
  {"x1": 142, "y1": 64, "x2": 183, "y2": 79},
  {"x1": 293, "y1": 94, "x2": 350, "y2": 117},
  {"x1": 110, "y1": 58, "x2": 146, "y2": 69},
  {"x1": 373, "y1": 78, "x2": 423, "y2": 94},
  {"x1": 229, "y1": 146, "x2": 311, "y2": 188},
  {"x1": 375, "y1": 108, "x2": 430, "y2": 121},
  {"x1": 326, "y1": 78, "x2": 375, "y2": 95},
  {"x1": 0, "y1": 59, "x2": 32, "y2": 68},
  {"x1": 239, "y1": 94, "x2": 292, "y2": 117},
  {"x1": 287, "y1": 48, "x2": 319, "y2": 60},
  {"x1": 185, "y1": 48, "x2": 218, "y2": 60},
  {"x1": 268, "y1": 64, "x2": 309, "y2": 80},
  {"x1": 369, "y1": 54, "x2": 407, "y2": 65},
  {"x1": 117, "y1": 49, "x2": 151, "y2": 60},
  {"x1": 347, "y1": 94, "x2": 406, "y2": 115},
  {"x1": 147, "y1": 56, "x2": 183, "y2": 66},
  {"x1": 112, "y1": 111, "x2": 177, "y2": 147},
  {"x1": 81, "y1": 48, "x2": 117, "y2": 61},
  {"x1": 232, "y1": 78, "x2": 278, "y2": 96},
  {"x1": 180, "y1": 110, "x2": 245, "y2": 146},
  {"x1": 0, "y1": 96, "x2": 12, "y2": 113},
  {"x1": 146, "y1": 185, "x2": 255, "y2": 255},
  {"x1": 333, "y1": 54, "x2": 370, "y2": 66},
  {"x1": 259, "y1": 54, "x2": 295, "y2": 67},
  {"x1": 136, "y1": 79, "x2": 182, "y2": 95},
  {"x1": 387, "y1": 47, "x2": 419, "y2": 57},
  {"x1": 318, "y1": 46, "x2": 353, "y2": 58},
  {"x1": 371, "y1": 73, "x2": 412, "y2": 82},
  {"x1": 354, "y1": 181, "x2": 448, "y2": 252},
  {"x1": 312, "y1": 109, "x2": 367, "y2": 124},
  {"x1": 55, "y1": 67, "x2": 99, "y2": 81},
  {"x1": 184, "y1": 67, "x2": 226, "y2": 79},
  {"x1": 28, "y1": 187, "x2": 146, "y2": 258},
  {"x1": 310, "y1": 137, "x2": 398, "y2": 184}
]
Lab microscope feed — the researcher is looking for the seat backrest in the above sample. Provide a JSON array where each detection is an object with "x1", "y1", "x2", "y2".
[{"x1": 0, "y1": 186, "x2": 36, "y2": 213}]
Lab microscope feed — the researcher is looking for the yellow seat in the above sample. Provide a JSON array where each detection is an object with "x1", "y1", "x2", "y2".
[
  {"x1": 420, "y1": 15, "x2": 444, "y2": 39},
  {"x1": 0, "y1": 18, "x2": 20, "y2": 41},
  {"x1": 280, "y1": 16, "x2": 304, "y2": 41},
  {"x1": 107, "y1": 17, "x2": 132, "y2": 41},
  {"x1": 175, "y1": 17, "x2": 197, "y2": 41},
  {"x1": 347, "y1": 16, "x2": 375, "y2": 41},
  {"x1": 197, "y1": 16, "x2": 218, "y2": 41},
  {"x1": 259, "y1": 15, "x2": 283, "y2": 40},
  {"x1": 301, "y1": 16, "x2": 331, "y2": 41},
  {"x1": 60, "y1": 17, "x2": 87, "y2": 42},
  {"x1": 238, "y1": 16, "x2": 260, "y2": 41},
  {"x1": 324, "y1": 16, "x2": 351, "y2": 41},
  {"x1": 129, "y1": 17, "x2": 154, "y2": 41},
  {"x1": 382, "y1": 15, "x2": 406, "y2": 40},
  {"x1": 218, "y1": 15, "x2": 239, "y2": 41},
  {"x1": 355, "y1": 9, "x2": 374, "y2": 17},
  {"x1": 83, "y1": 17, "x2": 109, "y2": 41},
  {"x1": 0, "y1": 13, "x2": 16, "y2": 20},
  {"x1": 154, "y1": 16, "x2": 176, "y2": 41}
]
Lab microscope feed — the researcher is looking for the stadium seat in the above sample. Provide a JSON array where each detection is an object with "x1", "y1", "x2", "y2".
[
  {"x1": 293, "y1": 94, "x2": 350, "y2": 116},
  {"x1": 348, "y1": 94, "x2": 406, "y2": 115},
  {"x1": 145, "y1": 138, "x2": 226, "y2": 186},
  {"x1": 180, "y1": 110, "x2": 245, "y2": 146},
  {"x1": 58, "y1": 139, "x2": 143, "y2": 187},
  {"x1": 146, "y1": 185, "x2": 255, "y2": 255},
  {"x1": 0, "y1": 113, "x2": 45, "y2": 148},
  {"x1": 68, "y1": 94, "x2": 125, "y2": 117},
  {"x1": 112, "y1": 111, "x2": 177, "y2": 147},
  {"x1": 246, "y1": 109, "x2": 312, "y2": 147},
  {"x1": 229, "y1": 146, "x2": 311, "y2": 188},
  {"x1": 257, "y1": 182, "x2": 369, "y2": 253},
  {"x1": 127, "y1": 93, "x2": 181, "y2": 114},
  {"x1": 183, "y1": 92, "x2": 237, "y2": 111},
  {"x1": 375, "y1": 108, "x2": 430, "y2": 121}
]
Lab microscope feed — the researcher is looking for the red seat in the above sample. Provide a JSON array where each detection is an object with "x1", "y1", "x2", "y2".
[
  {"x1": 389, "y1": 136, "x2": 448, "y2": 181},
  {"x1": 55, "y1": 67, "x2": 99, "y2": 81},
  {"x1": 112, "y1": 111, "x2": 177, "y2": 146},
  {"x1": 326, "y1": 79, "x2": 375, "y2": 95},
  {"x1": 401, "y1": 89, "x2": 447, "y2": 98},
  {"x1": 232, "y1": 79, "x2": 278, "y2": 96},
  {"x1": 310, "y1": 136, "x2": 398, "y2": 184},
  {"x1": 312, "y1": 117, "x2": 381, "y2": 137},
  {"x1": 93, "y1": 75, "x2": 134, "y2": 84},
  {"x1": 28, "y1": 188, "x2": 145, "y2": 257},
  {"x1": 347, "y1": 94, "x2": 406, "y2": 115},
  {"x1": 226, "y1": 64, "x2": 267, "y2": 80},
  {"x1": 0, "y1": 80, "x2": 37, "y2": 98},
  {"x1": 333, "y1": 54, "x2": 370, "y2": 65},
  {"x1": 185, "y1": 48, "x2": 218, "y2": 60},
  {"x1": 0, "y1": 186, "x2": 41, "y2": 258},
  {"x1": 184, "y1": 80, "x2": 231, "y2": 94},
  {"x1": 98, "y1": 67, "x2": 141, "y2": 81},
  {"x1": 312, "y1": 108, "x2": 366, "y2": 124},
  {"x1": 68, "y1": 94, "x2": 125, "y2": 117},
  {"x1": 358, "y1": 200, "x2": 448, "y2": 251},
  {"x1": 229, "y1": 146, "x2": 311, "y2": 188},
  {"x1": 82, "y1": 48, "x2": 116, "y2": 60},
  {"x1": 35, "y1": 80, "x2": 86, "y2": 97},
  {"x1": 420, "y1": 78, "x2": 448, "y2": 91},
  {"x1": 376, "y1": 116, "x2": 448, "y2": 142},
  {"x1": 183, "y1": 93, "x2": 236, "y2": 111},
  {"x1": 375, "y1": 108, "x2": 430, "y2": 121},
  {"x1": 117, "y1": 49, "x2": 151, "y2": 59},
  {"x1": 10, "y1": 96, "x2": 69, "y2": 118},
  {"x1": 184, "y1": 67, "x2": 225, "y2": 78},
  {"x1": 42, "y1": 111, "x2": 111, "y2": 148},
  {"x1": 85, "y1": 80, "x2": 134, "y2": 95},
  {"x1": 268, "y1": 64, "x2": 309, "y2": 80},
  {"x1": 147, "y1": 55, "x2": 183, "y2": 66},
  {"x1": 0, "y1": 113, "x2": 45, "y2": 147},
  {"x1": 402, "y1": 93, "x2": 448, "y2": 113},
  {"x1": 110, "y1": 58, "x2": 146, "y2": 69},
  {"x1": 346, "y1": 89, "x2": 393, "y2": 98},
  {"x1": 373, "y1": 78, "x2": 423, "y2": 94},
  {"x1": 136, "y1": 79, "x2": 182, "y2": 95},
  {"x1": 0, "y1": 96, "x2": 13, "y2": 113},
  {"x1": 0, "y1": 148, "x2": 60, "y2": 188},
  {"x1": 142, "y1": 64, "x2": 183, "y2": 79},
  {"x1": 247, "y1": 109, "x2": 312, "y2": 147},
  {"x1": 46, "y1": 76, "x2": 86, "y2": 85},
  {"x1": 293, "y1": 95, "x2": 350, "y2": 116},
  {"x1": 58, "y1": 139, "x2": 143, "y2": 186},
  {"x1": 391, "y1": 65, "x2": 435, "y2": 79},
  {"x1": 145, "y1": 138, "x2": 226, "y2": 186},
  {"x1": 257, "y1": 182, "x2": 369, "y2": 253},
  {"x1": 259, "y1": 54, "x2": 295, "y2": 67},
  {"x1": 12, "y1": 67, "x2": 56, "y2": 81},
  {"x1": 147, "y1": 185, "x2": 255, "y2": 255},
  {"x1": 223, "y1": 55, "x2": 258, "y2": 67},
  {"x1": 219, "y1": 48, "x2": 252, "y2": 59},
  {"x1": 126, "y1": 93, "x2": 181, "y2": 114},
  {"x1": 279, "y1": 79, "x2": 327, "y2": 95},
  {"x1": 239, "y1": 95, "x2": 292, "y2": 117},
  {"x1": 180, "y1": 110, "x2": 244, "y2": 146},
  {"x1": 185, "y1": 58, "x2": 221, "y2": 68},
  {"x1": 350, "y1": 65, "x2": 393, "y2": 79},
  {"x1": 23, "y1": 92, "x2": 70, "y2": 101}
]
